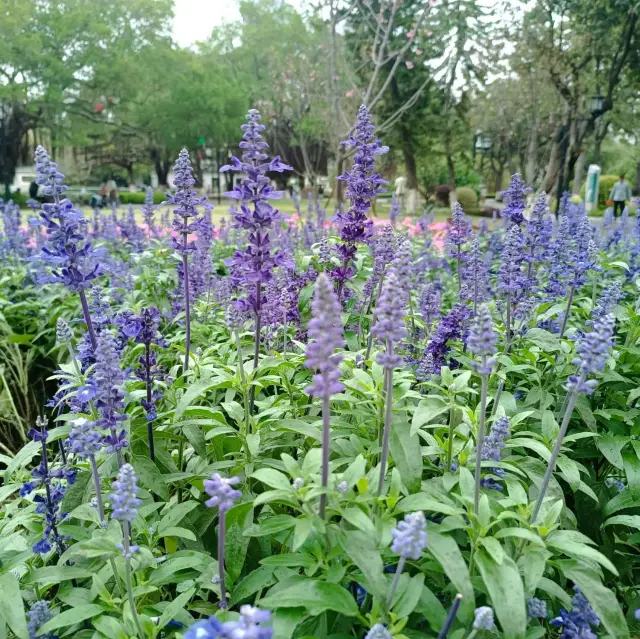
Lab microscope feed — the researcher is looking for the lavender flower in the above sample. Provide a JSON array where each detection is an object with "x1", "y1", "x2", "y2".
[
  {"x1": 551, "y1": 586, "x2": 600, "y2": 638},
  {"x1": 27, "y1": 600, "x2": 54, "y2": 639},
  {"x1": 66, "y1": 417, "x2": 102, "y2": 458},
  {"x1": 204, "y1": 473, "x2": 242, "y2": 511},
  {"x1": 21, "y1": 418, "x2": 74, "y2": 555},
  {"x1": 55, "y1": 318, "x2": 73, "y2": 344},
  {"x1": 372, "y1": 269, "x2": 407, "y2": 368},
  {"x1": 567, "y1": 313, "x2": 615, "y2": 395},
  {"x1": 502, "y1": 173, "x2": 530, "y2": 226},
  {"x1": 141, "y1": 187, "x2": 159, "y2": 238},
  {"x1": 304, "y1": 273, "x2": 345, "y2": 398},
  {"x1": 118, "y1": 307, "x2": 167, "y2": 459},
  {"x1": 424, "y1": 303, "x2": 471, "y2": 374},
  {"x1": 204, "y1": 473, "x2": 242, "y2": 609},
  {"x1": 109, "y1": 464, "x2": 141, "y2": 522},
  {"x1": 365, "y1": 624, "x2": 392, "y2": 639},
  {"x1": 304, "y1": 273, "x2": 344, "y2": 518},
  {"x1": 92, "y1": 331, "x2": 128, "y2": 461},
  {"x1": 528, "y1": 597, "x2": 547, "y2": 619},
  {"x1": 473, "y1": 606, "x2": 495, "y2": 630},
  {"x1": 418, "y1": 283, "x2": 441, "y2": 327},
  {"x1": 184, "y1": 606, "x2": 272, "y2": 639},
  {"x1": 390, "y1": 511, "x2": 427, "y2": 560},
  {"x1": 333, "y1": 105, "x2": 388, "y2": 299},
  {"x1": 463, "y1": 235, "x2": 487, "y2": 312},
  {"x1": 467, "y1": 305, "x2": 497, "y2": 374},
  {"x1": 35, "y1": 146, "x2": 99, "y2": 349}
]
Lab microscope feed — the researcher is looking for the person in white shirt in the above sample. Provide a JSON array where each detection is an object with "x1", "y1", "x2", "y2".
[{"x1": 609, "y1": 175, "x2": 632, "y2": 218}]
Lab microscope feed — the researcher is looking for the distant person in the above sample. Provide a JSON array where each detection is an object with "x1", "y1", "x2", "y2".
[
  {"x1": 29, "y1": 180, "x2": 38, "y2": 201},
  {"x1": 609, "y1": 174, "x2": 631, "y2": 218},
  {"x1": 106, "y1": 177, "x2": 118, "y2": 205}
]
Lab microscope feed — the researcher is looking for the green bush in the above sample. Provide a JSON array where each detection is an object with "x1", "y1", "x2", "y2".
[
  {"x1": 455, "y1": 186, "x2": 478, "y2": 212},
  {"x1": 580, "y1": 174, "x2": 620, "y2": 208},
  {"x1": 119, "y1": 190, "x2": 166, "y2": 205}
]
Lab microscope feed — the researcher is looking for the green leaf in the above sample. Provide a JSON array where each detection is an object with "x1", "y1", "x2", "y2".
[
  {"x1": 39, "y1": 605, "x2": 106, "y2": 634},
  {"x1": 0, "y1": 484, "x2": 20, "y2": 504},
  {"x1": 91, "y1": 616, "x2": 128, "y2": 639},
  {"x1": 183, "y1": 423, "x2": 207, "y2": 459},
  {"x1": 546, "y1": 536, "x2": 618, "y2": 575},
  {"x1": 132, "y1": 455, "x2": 169, "y2": 501},
  {"x1": 342, "y1": 531, "x2": 388, "y2": 601},
  {"x1": 175, "y1": 381, "x2": 219, "y2": 421},
  {"x1": 480, "y1": 537, "x2": 505, "y2": 565},
  {"x1": 411, "y1": 396, "x2": 449, "y2": 434},
  {"x1": 245, "y1": 515, "x2": 297, "y2": 537},
  {"x1": 158, "y1": 527, "x2": 197, "y2": 541},
  {"x1": 341, "y1": 455, "x2": 366, "y2": 489},
  {"x1": 623, "y1": 449, "x2": 640, "y2": 496},
  {"x1": 597, "y1": 433, "x2": 627, "y2": 469},
  {"x1": 558, "y1": 560, "x2": 629, "y2": 639},
  {"x1": 475, "y1": 549, "x2": 526, "y2": 639},
  {"x1": 414, "y1": 584, "x2": 447, "y2": 630},
  {"x1": 149, "y1": 556, "x2": 206, "y2": 586},
  {"x1": 396, "y1": 495, "x2": 461, "y2": 517},
  {"x1": 341, "y1": 507, "x2": 376, "y2": 536},
  {"x1": 495, "y1": 528, "x2": 545, "y2": 547},
  {"x1": 259, "y1": 580, "x2": 358, "y2": 616},
  {"x1": 518, "y1": 545, "x2": 550, "y2": 595},
  {"x1": 251, "y1": 468, "x2": 292, "y2": 491},
  {"x1": 156, "y1": 587, "x2": 196, "y2": 631},
  {"x1": 525, "y1": 328, "x2": 561, "y2": 352},
  {"x1": 603, "y1": 515, "x2": 640, "y2": 529},
  {"x1": 292, "y1": 517, "x2": 313, "y2": 552},
  {"x1": 0, "y1": 573, "x2": 28, "y2": 639},
  {"x1": 389, "y1": 421, "x2": 422, "y2": 493},
  {"x1": 393, "y1": 573, "x2": 425, "y2": 617},
  {"x1": 231, "y1": 566, "x2": 278, "y2": 605},
  {"x1": 271, "y1": 609, "x2": 307, "y2": 639},
  {"x1": 158, "y1": 501, "x2": 199, "y2": 533},
  {"x1": 3, "y1": 440, "x2": 39, "y2": 483},
  {"x1": 427, "y1": 529, "x2": 474, "y2": 621},
  {"x1": 27, "y1": 566, "x2": 93, "y2": 585},
  {"x1": 604, "y1": 488, "x2": 640, "y2": 516}
]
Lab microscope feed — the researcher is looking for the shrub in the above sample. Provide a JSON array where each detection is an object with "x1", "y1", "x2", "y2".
[
  {"x1": 580, "y1": 174, "x2": 620, "y2": 208},
  {"x1": 435, "y1": 184, "x2": 452, "y2": 206},
  {"x1": 119, "y1": 190, "x2": 166, "y2": 205},
  {"x1": 456, "y1": 186, "x2": 478, "y2": 212}
]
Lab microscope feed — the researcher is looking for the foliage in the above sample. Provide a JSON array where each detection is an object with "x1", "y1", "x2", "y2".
[
  {"x1": 119, "y1": 191, "x2": 166, "y2": 206},
  {"x1": 454, "y1": 187, "x2": 478, "y2": 211},
  {"x1": 580, "y1": 175, "x2": 621, "y2": 208}
]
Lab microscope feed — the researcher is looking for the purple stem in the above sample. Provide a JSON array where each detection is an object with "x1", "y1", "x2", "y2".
[
  {"x1": 78, "y1": 288, "x2": 97, "y2": 352},
  {"x1": 218, "y1": 510, "x2": 228, "y2": 609},
  {"x1": 182, "y1": 233, "x2": 191, "y2": 372},
  {"x1": 319, "y1": 389, "x2": 331, "y2": 519},
  {"x1": 144, "y1": 343, "x2": 155, "y2": 461},
  {"x1": 437, "y1": 594, "x2": 463, "y2": 639}
]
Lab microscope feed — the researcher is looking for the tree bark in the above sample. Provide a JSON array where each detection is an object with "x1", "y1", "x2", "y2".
[
  {"x1": 633, "y1": 161, "x2": 640, "y2": 196},
  {"x1": 525, "y1": 113, "x2": 540, "y2": 185},
  {"x1": 572, "y1": 151, "x2": 585, "y2": 195}
]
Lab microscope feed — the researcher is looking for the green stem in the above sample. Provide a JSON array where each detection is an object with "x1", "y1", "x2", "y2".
[
  {"x1": 218, "y1": 511, "x2": 228, "y2": 609},
  {"x1": 387, "y1": 556, "x2": 406, "y2": 607},
  {"x1": 446, "y1": 399, "x2": 456, "y2": 473},
  {"x1": 377, "y1": 348, "x2": 395, "y2": 497},
  {"x1": 123, "y1": 521, "x2": 144, "y2": 638}
]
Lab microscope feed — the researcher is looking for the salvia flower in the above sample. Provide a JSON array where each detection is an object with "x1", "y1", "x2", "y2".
[
  {"x1": 390, "y1": 511, "x2": 427, "y2": 560},
  {"x1": 184, "y1": 605, "x2": 272, "y2": 639},
  {"x1": 22, "y1": 418, "x2": 75, "y2": 554},
  {"x1": 463, "y1": 235, "x2": 487, "y2": 310},
  {"x1": 551, "y1": 586, "x2": 600, "y2": 638},
  {"x1": 528, "y1": 597, "x2": 547, "y2": 619},
  {"x1": 27, "y1": 600, "x2": 54, "y2": 639},
  {"x1": 35, "y1": 146, "x2": 100, "y2": 291},
  {"x1": 501, "y1": 173, "x2": 530, "y2": 226},
  {"x1": 424, "y1": 303, "x2": 471, "y2": 373},
  {"x1": 590, "y1": 280, "x2": 623, "y2": 323},
  {"x1": 66, "y1": 417, "x2": 102, "y2": 459},
  {"x1": 567, "y1": 313, "x2": 615, "y2": 395},
  {"x1": 467, "y1": 304, "x2": 497, "y2": 374},
  {"x1": 55, "y1": 318, "x2": 73, "y2": 344},
  {"x1": 372, "y1": 269, "x2": 407, "y2": 368},
  {"x1": 473, "y1": 606, "x2": 495, "y2": 630},
  {"x1": 109, "y1": 463, "x2": 141, "y2": 522},
  {"x1": 141, "y1": 187, "x2": 159, "y2": 238},
  {"x1": 222, "y1": 109, "x2": 292, "y2": 315},
  {"x1": 304, "y1": 272, "x2": 345, "y2": 397},
  {"x1": 418, "y1": 283, "x2": 441, "y2": 328},
  {"x1": 480, "y1": 415, "x2": 511, "y2": 491},
  {"x1": 446, "y1": 202, "x2": 471, "y2": 255},
  {"x1": 333, "y1": 105, "x2": 388, "y2": 297},
  {"x1": 373, "y1": 224, "x2": 396, "y2": 277},
  {"x1": 365, "y1": 624, "x2": 392, "y2": 639},
  {"x1": 498, "y1": 225, "x2": 526, "y2": 297},
  {"x1": 204, "y1": 473, "x2": 242, "y2": 512},
  {"x1": 92, "y1": 331, "x2": 128, "y2": 455}
]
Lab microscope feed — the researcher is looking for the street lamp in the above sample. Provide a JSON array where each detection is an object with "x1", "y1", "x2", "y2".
[
  {"x1": 473, "y1": 132, "x2": 492, "y2": 160},
  {"x1": 586, "y1": 95, "x2": 605, "y2": 117}
]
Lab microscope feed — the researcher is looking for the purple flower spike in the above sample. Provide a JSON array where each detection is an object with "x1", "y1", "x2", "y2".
[
  {"x1": 304, "y1": 272, "x2": 345, "y2": 397},
  {"x1": 204, "y1": 473, "x2": 242, "y2": 512},
  {"x1": 567, "y1": 313, "x2": 615, "y2": 395},
  {"x1": 446, "y1": 202, "x2": 471, "y2": 254},
  {"x1": 473, "y1": 606, "x2": 495, "y2": 630},
  {"x1": 332, "y1": 105, "x2": 388, "y2": 298},
  {"x1": 502, "y1": 173, "x2": 530, "y2": 226},
  {"x1": 27, "y1": 600, "x2": 54, "y2": 639},
  {"x1": 109, "y1": 463, "x2": 141, "y2": 522},
  {"x1": 372, "y1": 269, "x2": 407, "y2": 368},
  {"x1": 551, "y1": 586, "x2": 600, "y2": 638},
  {"x1": 528, "y1": 597, "x2": 547, "y2": 619},
  {"x1": 467, "y1": 304, "x2": 497, "y2": 374},
  {"x1": 66, "y1": 417, "x2": 102, "y2": 459},
  {"x1": 390, "y1": 511, "x2": 428, "y2": 560}
]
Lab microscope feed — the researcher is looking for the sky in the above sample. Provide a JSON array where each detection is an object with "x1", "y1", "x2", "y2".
[{"x1": 173, "y1": 0, "x2": 241, "y2": 47}]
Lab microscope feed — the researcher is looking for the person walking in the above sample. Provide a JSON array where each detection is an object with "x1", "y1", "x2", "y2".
[{"x1": 609, "y1": 174, "x2": 632, "y2": 218}]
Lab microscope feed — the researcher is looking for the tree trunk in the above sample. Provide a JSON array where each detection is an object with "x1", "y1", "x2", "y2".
[
  {"x1": 525, "y1": 113, "x2": 539, "y2": 185},
  {"x1": 151, "y1": 149, "x2": 170, "y2": 187},
  {"x1": 593, "y1": 119, "x2": 608, "y2": 166},
  {"x1": 633, "y1": 160, "x2": 640, "y2": 196},
  {"x1": 127, "y1": 163, "x2": 134, "y2": 186},
  {"x1": 572, "y1": 151, "x2": 585, "y2": 195}
]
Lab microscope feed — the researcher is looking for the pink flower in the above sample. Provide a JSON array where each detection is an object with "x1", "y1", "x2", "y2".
[
  {"x1": 405, "y1": 61, "x2": 415, "y2": 69},
  {"x1": 345, "y1": 89, "x2": 355, "y2": 98},
  {"x1": 407, "y1": 30, "x2": 415, "y2": 39},
  {"x1": 416, "y1": 49, "x2": 423, "y2": 55}
]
